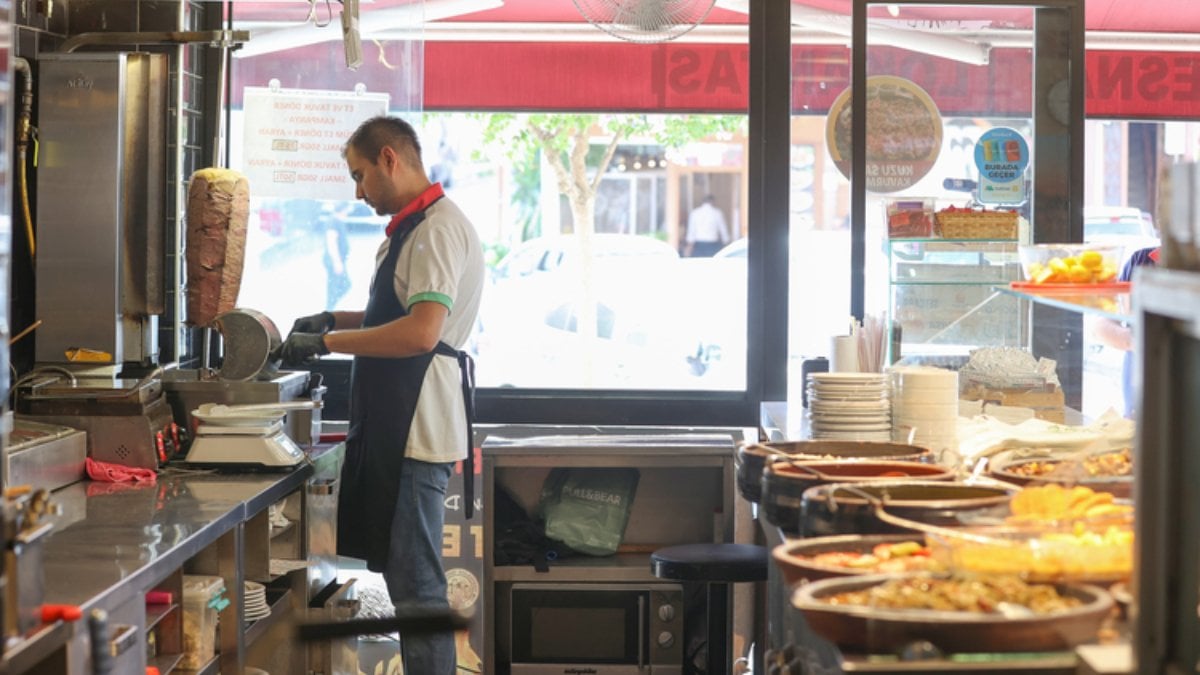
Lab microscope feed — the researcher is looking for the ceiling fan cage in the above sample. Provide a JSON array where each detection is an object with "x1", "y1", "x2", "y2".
[{"x1": 571, "y1": 0, "x2": 719, "y2": 43}]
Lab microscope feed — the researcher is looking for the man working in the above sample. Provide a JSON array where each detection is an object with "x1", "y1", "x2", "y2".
[
  {"x1": 1093, "y1": 245, "x2": 1159, "y2": 418},
  {"x1": 279, "y1": 116, "x2": 485, "y2": 674},
  {"x1": 684, "y1": 194, "x2": 730, "y2": 257}
]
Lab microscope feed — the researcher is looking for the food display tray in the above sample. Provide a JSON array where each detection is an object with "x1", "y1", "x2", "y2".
[{"x1": 1008, "y1": 281, "x2": 1131, "y2": 292}]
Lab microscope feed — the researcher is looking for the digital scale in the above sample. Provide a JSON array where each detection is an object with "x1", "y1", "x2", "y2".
[{"x1": 182, "y1": 402, "x2": 318, "y2": 470}]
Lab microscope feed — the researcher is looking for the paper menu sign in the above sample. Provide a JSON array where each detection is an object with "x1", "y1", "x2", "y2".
[{"x1": 240, "y1": 86, "x2": 389, "y2": 200}]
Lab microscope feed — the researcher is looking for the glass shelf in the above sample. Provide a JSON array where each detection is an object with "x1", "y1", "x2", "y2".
[
  {"x1": 890, "y1": 280, "x2": 1010, "y2": 286},
  {"x1": 888, "y1": 237, "x2": 1019, "y2": 244},
  {"x1": 888, "y1": 239, "x2": 1027, "y2": 359},
  {"x1": 994, "y1": 285, "x2": 1133, "y2": 322}
]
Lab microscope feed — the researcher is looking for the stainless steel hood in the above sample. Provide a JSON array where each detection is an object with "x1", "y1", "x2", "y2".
[{"x1": 34, "y1": 52, "x2": 167, "y2": 366}]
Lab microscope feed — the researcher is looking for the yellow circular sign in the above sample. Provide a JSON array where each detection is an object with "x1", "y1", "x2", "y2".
[
  {"x1": 446, "y1": 567, "x2": 481, "y2": 610},
  {"x1": 826, "y1": 75, "x2": 944, "y2": 193}
]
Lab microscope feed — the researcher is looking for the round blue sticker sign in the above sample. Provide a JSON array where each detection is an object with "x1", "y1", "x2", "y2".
[{"x1": 974, "y1": 127, "x2": 1029, "y2": 183}]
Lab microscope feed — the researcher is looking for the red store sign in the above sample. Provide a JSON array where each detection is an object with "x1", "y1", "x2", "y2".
[{"x1": 233, "y1": 42, "x2": 1200, "y2": 119}]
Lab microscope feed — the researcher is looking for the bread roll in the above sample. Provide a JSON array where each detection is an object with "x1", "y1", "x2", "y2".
[{"x1": 185, "y1": 168, "x2": 249, "y2": 327}]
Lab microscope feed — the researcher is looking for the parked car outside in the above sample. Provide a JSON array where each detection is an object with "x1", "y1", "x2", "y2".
[
  {"x1": 1084, "y1": 206, "x2": 1159, "y2": 262},
  {"x1": 491, "y1": 233, "x2": 679, "y2": 282},
  {"x1": 714, "y1": 237, "x2": 747, "y2": 259},
  {"x1": 479, "y1": 233, "x2": 680, "y2": 365},
  {"x1": 474, "y1": 232, "x2": 755, "y2": 390},
  {"x1": 475, "y1": 263, "x2": 703, "y2": 388}
]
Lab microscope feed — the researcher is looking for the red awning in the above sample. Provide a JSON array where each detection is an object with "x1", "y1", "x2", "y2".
[
  {"x1": 231, "y1": 41, "x2": 1200, "y2": 119},
  {"x1": 230, "y1": 0, "x2": 1200, "y2": 34},
  {"x1": 228, "y1": 0, "x2": 1200, "y2": 117}
]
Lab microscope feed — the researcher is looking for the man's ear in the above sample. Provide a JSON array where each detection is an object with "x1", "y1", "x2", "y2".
[{"x1": 378, "y1": 145, "x2": 397, "y2": 170}]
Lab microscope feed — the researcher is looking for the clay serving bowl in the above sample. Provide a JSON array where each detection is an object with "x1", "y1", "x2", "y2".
[
  {"x1": 736, "y1": 440, "x2": 934, "y2": 504},
  {"x1": 799, "y1": 480, "x2": 1016, "y2": 539},
  {"x1": 792, "y1": 572, "x2": 1114, "y2": 654},
  {"x1": 772, "y1": 533, "x2": 939, "y2": 586},
  {"x1": 761, "y1": 460, "x2": 954, "y2": 535},
  {"x1": 988, "y1": 449, "x2": 1133, "y2": 499}
]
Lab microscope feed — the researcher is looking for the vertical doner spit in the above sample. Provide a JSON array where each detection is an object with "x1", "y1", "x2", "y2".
[{"x1": 185, "y1": 168, "x2": 250, "y2": 340}]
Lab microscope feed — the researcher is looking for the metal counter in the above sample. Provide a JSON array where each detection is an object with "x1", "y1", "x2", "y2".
[
  {"x1": 41, "y1": 464, "x2": 313, "y2": 611},
  {"x1": 0, "y1": 446, "x2": 339, "y2": 674}
]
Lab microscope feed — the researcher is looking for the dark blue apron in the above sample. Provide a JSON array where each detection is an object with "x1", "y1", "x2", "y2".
[{"x1": 337, "y1": 205, "x2": 476, "y2": 572}]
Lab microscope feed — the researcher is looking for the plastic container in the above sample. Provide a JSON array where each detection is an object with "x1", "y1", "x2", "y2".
[
  {"x1": 886, "y1": 198, "x2": 935, "y2": 238},
  {"x1": 181, "y1": 575, "x2": 228, "y2": 670},
  {"x1": 1017, "y1": 243, "x2": 1123, "y2": 284},
  {"x1": 925, "y1": 520, "x2": 1134, "y2": 583}
]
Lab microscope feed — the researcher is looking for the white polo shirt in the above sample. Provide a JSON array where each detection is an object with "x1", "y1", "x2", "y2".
[{"x1": 372, "y1": 196, "x2": 485, "y2": 463}]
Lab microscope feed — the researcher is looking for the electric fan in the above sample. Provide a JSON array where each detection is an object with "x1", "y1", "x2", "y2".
[{"x1": 572, "y1": 0, "x2": 718, "y2": 43}]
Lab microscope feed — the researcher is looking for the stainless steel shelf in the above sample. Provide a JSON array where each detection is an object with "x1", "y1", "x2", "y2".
[
  {"x1": 493, "y1": 554, "x2": 661, "y2": 583},
  {"x1": 244, "y1": 587, "x2": 293, "y2": 646}
]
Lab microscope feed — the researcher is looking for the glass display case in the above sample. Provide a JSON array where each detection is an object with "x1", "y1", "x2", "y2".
[{"x1": 887, "y1": 239, "x2": 1026, "y2": 363}]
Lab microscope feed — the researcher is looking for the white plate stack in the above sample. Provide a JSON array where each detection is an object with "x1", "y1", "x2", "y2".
[
  {"x1": 890, "y1": 366, "x2": 959, "y2": 454},
  {"x1": 244, "y1": 581, "x2": 271, "y2": 623},
  {"x1": 806, "y1": 372, "x2": 892, "y2": 441}
]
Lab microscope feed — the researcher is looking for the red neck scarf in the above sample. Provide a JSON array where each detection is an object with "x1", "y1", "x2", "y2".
[{"x1": 385, "y1": 183, "x2": 445, "y2": 237}]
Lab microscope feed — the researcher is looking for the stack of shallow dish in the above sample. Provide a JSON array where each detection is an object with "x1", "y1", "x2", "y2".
[
  {"x1": 244, "y1": 581, "x2": 270, "y2": 623},
  {"x1": 890, "y1": 366, "x2": 958, "y2": 455},
  {"x1": 806, "y1": 372, "x2": 891, "y2": 441}
]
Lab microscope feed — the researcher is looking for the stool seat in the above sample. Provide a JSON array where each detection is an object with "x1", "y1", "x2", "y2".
[{"x1": 650, "y1": 543, "x2": 768, "y2": 583}]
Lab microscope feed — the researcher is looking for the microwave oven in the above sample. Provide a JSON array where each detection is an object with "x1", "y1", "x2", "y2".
[{"x1": 505, "y1": 582, "x2": 685, "y2": 674}]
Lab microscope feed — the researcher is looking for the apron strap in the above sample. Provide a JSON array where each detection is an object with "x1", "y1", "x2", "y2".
[{"x1": 436, "y1": 341, "x2": 476, "y2": 519}]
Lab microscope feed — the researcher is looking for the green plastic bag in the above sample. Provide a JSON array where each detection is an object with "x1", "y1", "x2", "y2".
[{"x1": 538, "y1": 468, "x2": 641, "y2": 557}]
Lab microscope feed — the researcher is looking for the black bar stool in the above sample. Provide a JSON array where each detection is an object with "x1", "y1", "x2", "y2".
[{"x1": 650, "y1": 543, "x2": 768, "y2": 675}]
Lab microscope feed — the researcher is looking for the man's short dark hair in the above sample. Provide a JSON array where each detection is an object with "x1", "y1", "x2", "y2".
[{"x1": 344, "y1": 116, "x2": 424, "y2": 169}]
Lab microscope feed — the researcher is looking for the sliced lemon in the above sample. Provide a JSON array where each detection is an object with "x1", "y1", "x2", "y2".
[
  {"x1": 1067, "y1": 265, "x2": 1093, "y2": 283},
  {"x1": 1079, "y1": 250, "x2": 1104, "y2": 269},
  {"x1": 1034, "y1": 267, "x2": 1057, "y2": 284}
]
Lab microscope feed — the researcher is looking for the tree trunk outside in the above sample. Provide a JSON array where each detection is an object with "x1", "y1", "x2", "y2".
[{"x1": 570, "y1": 195, "x2": 601, "y2": 385}]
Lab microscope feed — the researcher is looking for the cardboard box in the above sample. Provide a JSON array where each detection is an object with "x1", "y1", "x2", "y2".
[{"x1": 961, "y1": 383, "x2": 1066, "y2": 423}]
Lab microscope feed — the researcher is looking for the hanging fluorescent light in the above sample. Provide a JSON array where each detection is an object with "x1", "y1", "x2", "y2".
[{"x1": 714, "y1": 0, "x2": 990, "y2": 66}]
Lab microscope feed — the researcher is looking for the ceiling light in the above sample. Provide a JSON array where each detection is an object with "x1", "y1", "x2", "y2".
[{"x1": 714, "y1": 0, "x2": 990, "y2": 66}]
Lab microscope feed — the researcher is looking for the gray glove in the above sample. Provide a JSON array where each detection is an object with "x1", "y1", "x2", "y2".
[
  {"x1": 291, "y1": 311, "x2": 335, "y2": 336},
  {"x1": 279, "y1": 333, "x2": 330, "y2": 366}
]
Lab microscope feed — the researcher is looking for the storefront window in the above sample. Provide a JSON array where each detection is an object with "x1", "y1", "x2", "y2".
[
  {"x1": 225, "y1": 2, "x2": 752, "y2": 401},
  {"x1": 787, "y1": 3, "x2": 1042, "y2": 399}
]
